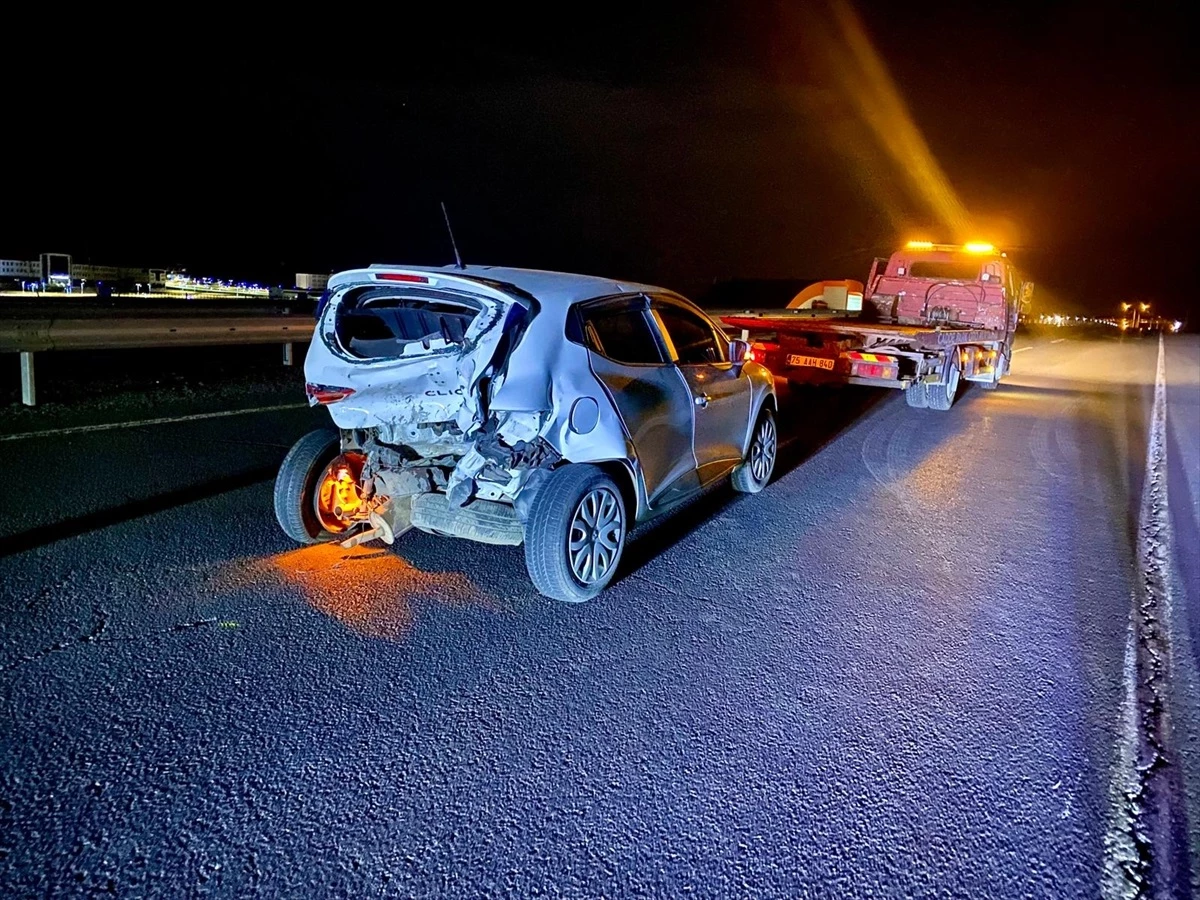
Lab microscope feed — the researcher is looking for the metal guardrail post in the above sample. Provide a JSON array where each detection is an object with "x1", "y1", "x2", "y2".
[
  {"x1": 20, "y1": 351, "x2": 35, "y2": 406},
  {"x1": 283, "y1": 342, "x2": 294, "y2": 366}
]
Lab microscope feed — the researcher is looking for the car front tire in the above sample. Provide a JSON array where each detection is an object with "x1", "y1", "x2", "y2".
[
  {"x1": 731, "y1": 408, "x2": 777, "y2": 494},
  {"x1": 524, "y1": 465, "x2": 627, "y2": 602}
]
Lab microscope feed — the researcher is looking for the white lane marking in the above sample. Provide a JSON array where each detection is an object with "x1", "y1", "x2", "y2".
[
  {"x1": 1103, "y1": 333, "x2": 1175, "y2": 896},
  {"x1": 0, "y1": 402, "x2": 309, "y2": 442},
  {"x1": 1051, "y1": 338, "x2": 1066, "y2": 344},
  {"x1": 1102, "y1": 617, "x2": 1142, "y2": 899},
  {"x1": 1013, "y1": 346, "x2": 1033, "y2": 353}
]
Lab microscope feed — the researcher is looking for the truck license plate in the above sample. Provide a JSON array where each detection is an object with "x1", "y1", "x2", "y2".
[{"x1": 787, "y1": 354, "x2": 835, "y2": 371}]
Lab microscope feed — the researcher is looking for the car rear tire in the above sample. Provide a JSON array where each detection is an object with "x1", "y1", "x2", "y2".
[
  {"x1": 274, "y1": 429, "x2": 343, "y2": 544},
  {"x1": 905, "y1": 381, "x2": 929, "y2": 408},
  {"x1": 731, "y1": 408, "x2": 777, "y2": 493},
  {"x1": 524, "y1": 465, "x2": 626, "y2": 602}
]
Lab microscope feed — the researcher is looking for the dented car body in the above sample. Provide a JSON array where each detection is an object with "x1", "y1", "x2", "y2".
[{"x1": 276, "y1": 264, "x2": 778, "y2": 601}]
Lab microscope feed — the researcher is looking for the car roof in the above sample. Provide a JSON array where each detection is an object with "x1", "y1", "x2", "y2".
[{"x1": 349, "y1": 263, "x2": 674, "y2": 308}]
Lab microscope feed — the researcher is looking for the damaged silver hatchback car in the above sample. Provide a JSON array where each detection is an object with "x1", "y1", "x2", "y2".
[{"x1": 274, "y1": 265, "x2": 778, "y2": 601}]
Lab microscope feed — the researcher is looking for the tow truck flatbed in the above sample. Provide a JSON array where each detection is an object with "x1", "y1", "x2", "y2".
[
  {"x1": 711, "y1": 242, "x2": 1032, "y2": 411},
  {"x1": 716, "y1": 310, "x2": 1004, "y2": 351}
]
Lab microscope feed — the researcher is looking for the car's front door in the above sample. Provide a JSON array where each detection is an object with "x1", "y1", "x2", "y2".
[
  {"x1": 577, "y1": 296, "x2": 700, "y2": 510},
  {"x1": 651, "y1": 297, "x2": 752, "y2": 485}
]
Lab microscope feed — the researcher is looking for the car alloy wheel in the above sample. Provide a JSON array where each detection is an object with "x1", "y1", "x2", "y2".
[
  {"x1": 732, "y1": 408, "x2": 777, "y2": 494},
  {"x1": 749, "y1": 414, "x2": 777, "y2": 484},
  {"x1": 568, "y1": 485, "x2": 624, "y2": 586}
]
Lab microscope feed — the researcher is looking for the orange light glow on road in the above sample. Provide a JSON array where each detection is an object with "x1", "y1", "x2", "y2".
[{"x1": 213, "y1": 544, "x2": 496, "y2": 640}]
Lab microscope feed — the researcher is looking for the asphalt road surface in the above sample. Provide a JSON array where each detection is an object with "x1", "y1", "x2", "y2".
[{"x1": 2, "y1": 333, "x2": 1197, "y2": 897}]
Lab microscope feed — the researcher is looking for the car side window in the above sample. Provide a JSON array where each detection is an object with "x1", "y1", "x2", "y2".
[
  {"x1": 578, "y1": 305, "x2": 667, "y2": 366},
  {"x1": 653, "y1": 303, "x2": 728, "y2": 365}
]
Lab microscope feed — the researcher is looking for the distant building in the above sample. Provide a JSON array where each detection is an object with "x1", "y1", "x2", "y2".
[
  {"x1": 73, "y1": 263, "x2": 155, "y2": 283},
  {"x1": 0, "y1": 253, "x2": 165, "y2": 289},
  {"x1": 39, "y1": 252, "x2": 72, "y2": 286},
  {"x1": 0, "y1": 259, "x2": 40, "y2": 280},
  {"x1": 296, "y1": 272, "x2": 330, "y2": 291}
]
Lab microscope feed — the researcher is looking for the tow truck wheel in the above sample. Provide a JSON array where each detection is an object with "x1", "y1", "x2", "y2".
[
  {"x1": 905, "y1": 381, "x2": 929, "y2": 408},
  {"x1": 980, "y1": 351, "x2": 1006, "y2": 390},
  {"x1": 927, "y1": 356, "x2": 961, "y2": 411},
  {"x1": 732, "y1": 408, "x2": 777, "y2": 493},
  {"x1": 524, "y1": 465, "x2": 627, "y2": 603},
  {"x1": 274, "y1": 429, "x2": 345, "y2": 544}
]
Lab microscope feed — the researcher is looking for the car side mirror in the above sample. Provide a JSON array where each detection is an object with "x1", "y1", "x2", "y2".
[{"x1": 729, "y1": 338, "x2": 750, "y2": 365}]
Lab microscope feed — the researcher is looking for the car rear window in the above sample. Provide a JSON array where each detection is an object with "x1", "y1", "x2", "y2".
[
  {"x1": 580, "y1": 308, "x2": 666, "y2": 365},
  {"x1": 906, "y1": 261, "x2": 983, "y2": 281},
  {"x1": 334, "y1": 287, "x2": 483, "y2": 358}
]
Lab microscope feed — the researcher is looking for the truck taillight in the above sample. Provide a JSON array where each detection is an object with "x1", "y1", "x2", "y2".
[
  {"x1": 747, "y1": 341, "x2": 779, "y2": 363},
  {"x1": 306, "y1": 383, "x2": 356, "y2": 405},
  {"x1": 845, "y1": 351, "x2": 899, "y2": 380},
  {"x1": 854, "y1": 363, "x2": 898, "y2": 379}
]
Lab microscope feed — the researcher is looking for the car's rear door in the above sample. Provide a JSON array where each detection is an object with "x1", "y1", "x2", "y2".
[{"x1": 576, "y1": 295, "x2": 700, "y2": 509}]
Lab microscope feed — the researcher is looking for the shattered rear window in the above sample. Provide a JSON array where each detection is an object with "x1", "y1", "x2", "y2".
[{"x1": 334, "y1": 287, "x2": 484, "y2": 358}]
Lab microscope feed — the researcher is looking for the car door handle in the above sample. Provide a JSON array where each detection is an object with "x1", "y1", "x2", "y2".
[{"x1": 694, "y1": 393, "x2": 710, "y2": 408}]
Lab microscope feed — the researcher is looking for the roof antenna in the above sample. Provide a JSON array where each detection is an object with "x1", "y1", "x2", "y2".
[{"x1": 441, "y1": 201, "x2": 465, "y2": 270}]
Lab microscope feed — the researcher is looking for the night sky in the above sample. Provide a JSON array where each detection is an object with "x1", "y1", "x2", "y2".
[{"x1": 5, "y1": 1, "x2": 1196, "y2": 320}]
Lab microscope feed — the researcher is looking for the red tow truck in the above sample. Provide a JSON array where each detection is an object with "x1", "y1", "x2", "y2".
[{"x1": 719, "y1": 242, "x2": 1033, "y2": 411}]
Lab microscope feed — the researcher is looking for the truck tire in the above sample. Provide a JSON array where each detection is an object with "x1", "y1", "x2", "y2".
[
  {"x1": 524, "y1": 464, "x2": 626, "y2": 603},
  {"x1": 981, "y1": 349, "x2": 1007, "y2": 390},
  {"x1": 731, "y1": 408, "x2": 777, "y2": 493},
  {"x1": 274, "y1": 429, "x2": 342, "y2": 544},
  {"x1": 905, "y1": 381, "x2": 929, "y2": 408},
  {"x1": 927, "y1": 354, "x2": 961, "y2": 411}
]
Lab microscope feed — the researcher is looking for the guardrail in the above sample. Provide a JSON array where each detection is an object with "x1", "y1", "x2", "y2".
[{"x1": 1, "y1": 316, "x2": 316, "y2": 406}]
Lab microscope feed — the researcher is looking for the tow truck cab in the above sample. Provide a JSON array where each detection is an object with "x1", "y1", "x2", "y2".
[{"x1": 866, "y1": 242, "x2": 1029, "y2": 331}]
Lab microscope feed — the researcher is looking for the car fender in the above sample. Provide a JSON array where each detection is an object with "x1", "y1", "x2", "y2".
[
  {"x1": 492, "y1": 330, "x2": 630, "y2": 466},
  {"x1": 739, "y1": 361, "x2": 777, "y2": 457}
]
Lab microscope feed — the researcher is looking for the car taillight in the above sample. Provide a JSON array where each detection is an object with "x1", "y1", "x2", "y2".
[
  {"x1": 374, "y1": 272, "x2": 429, "y2": 283},
  {"x1": 306, "y1": 383, "x2": 355, "y2": 404}
]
